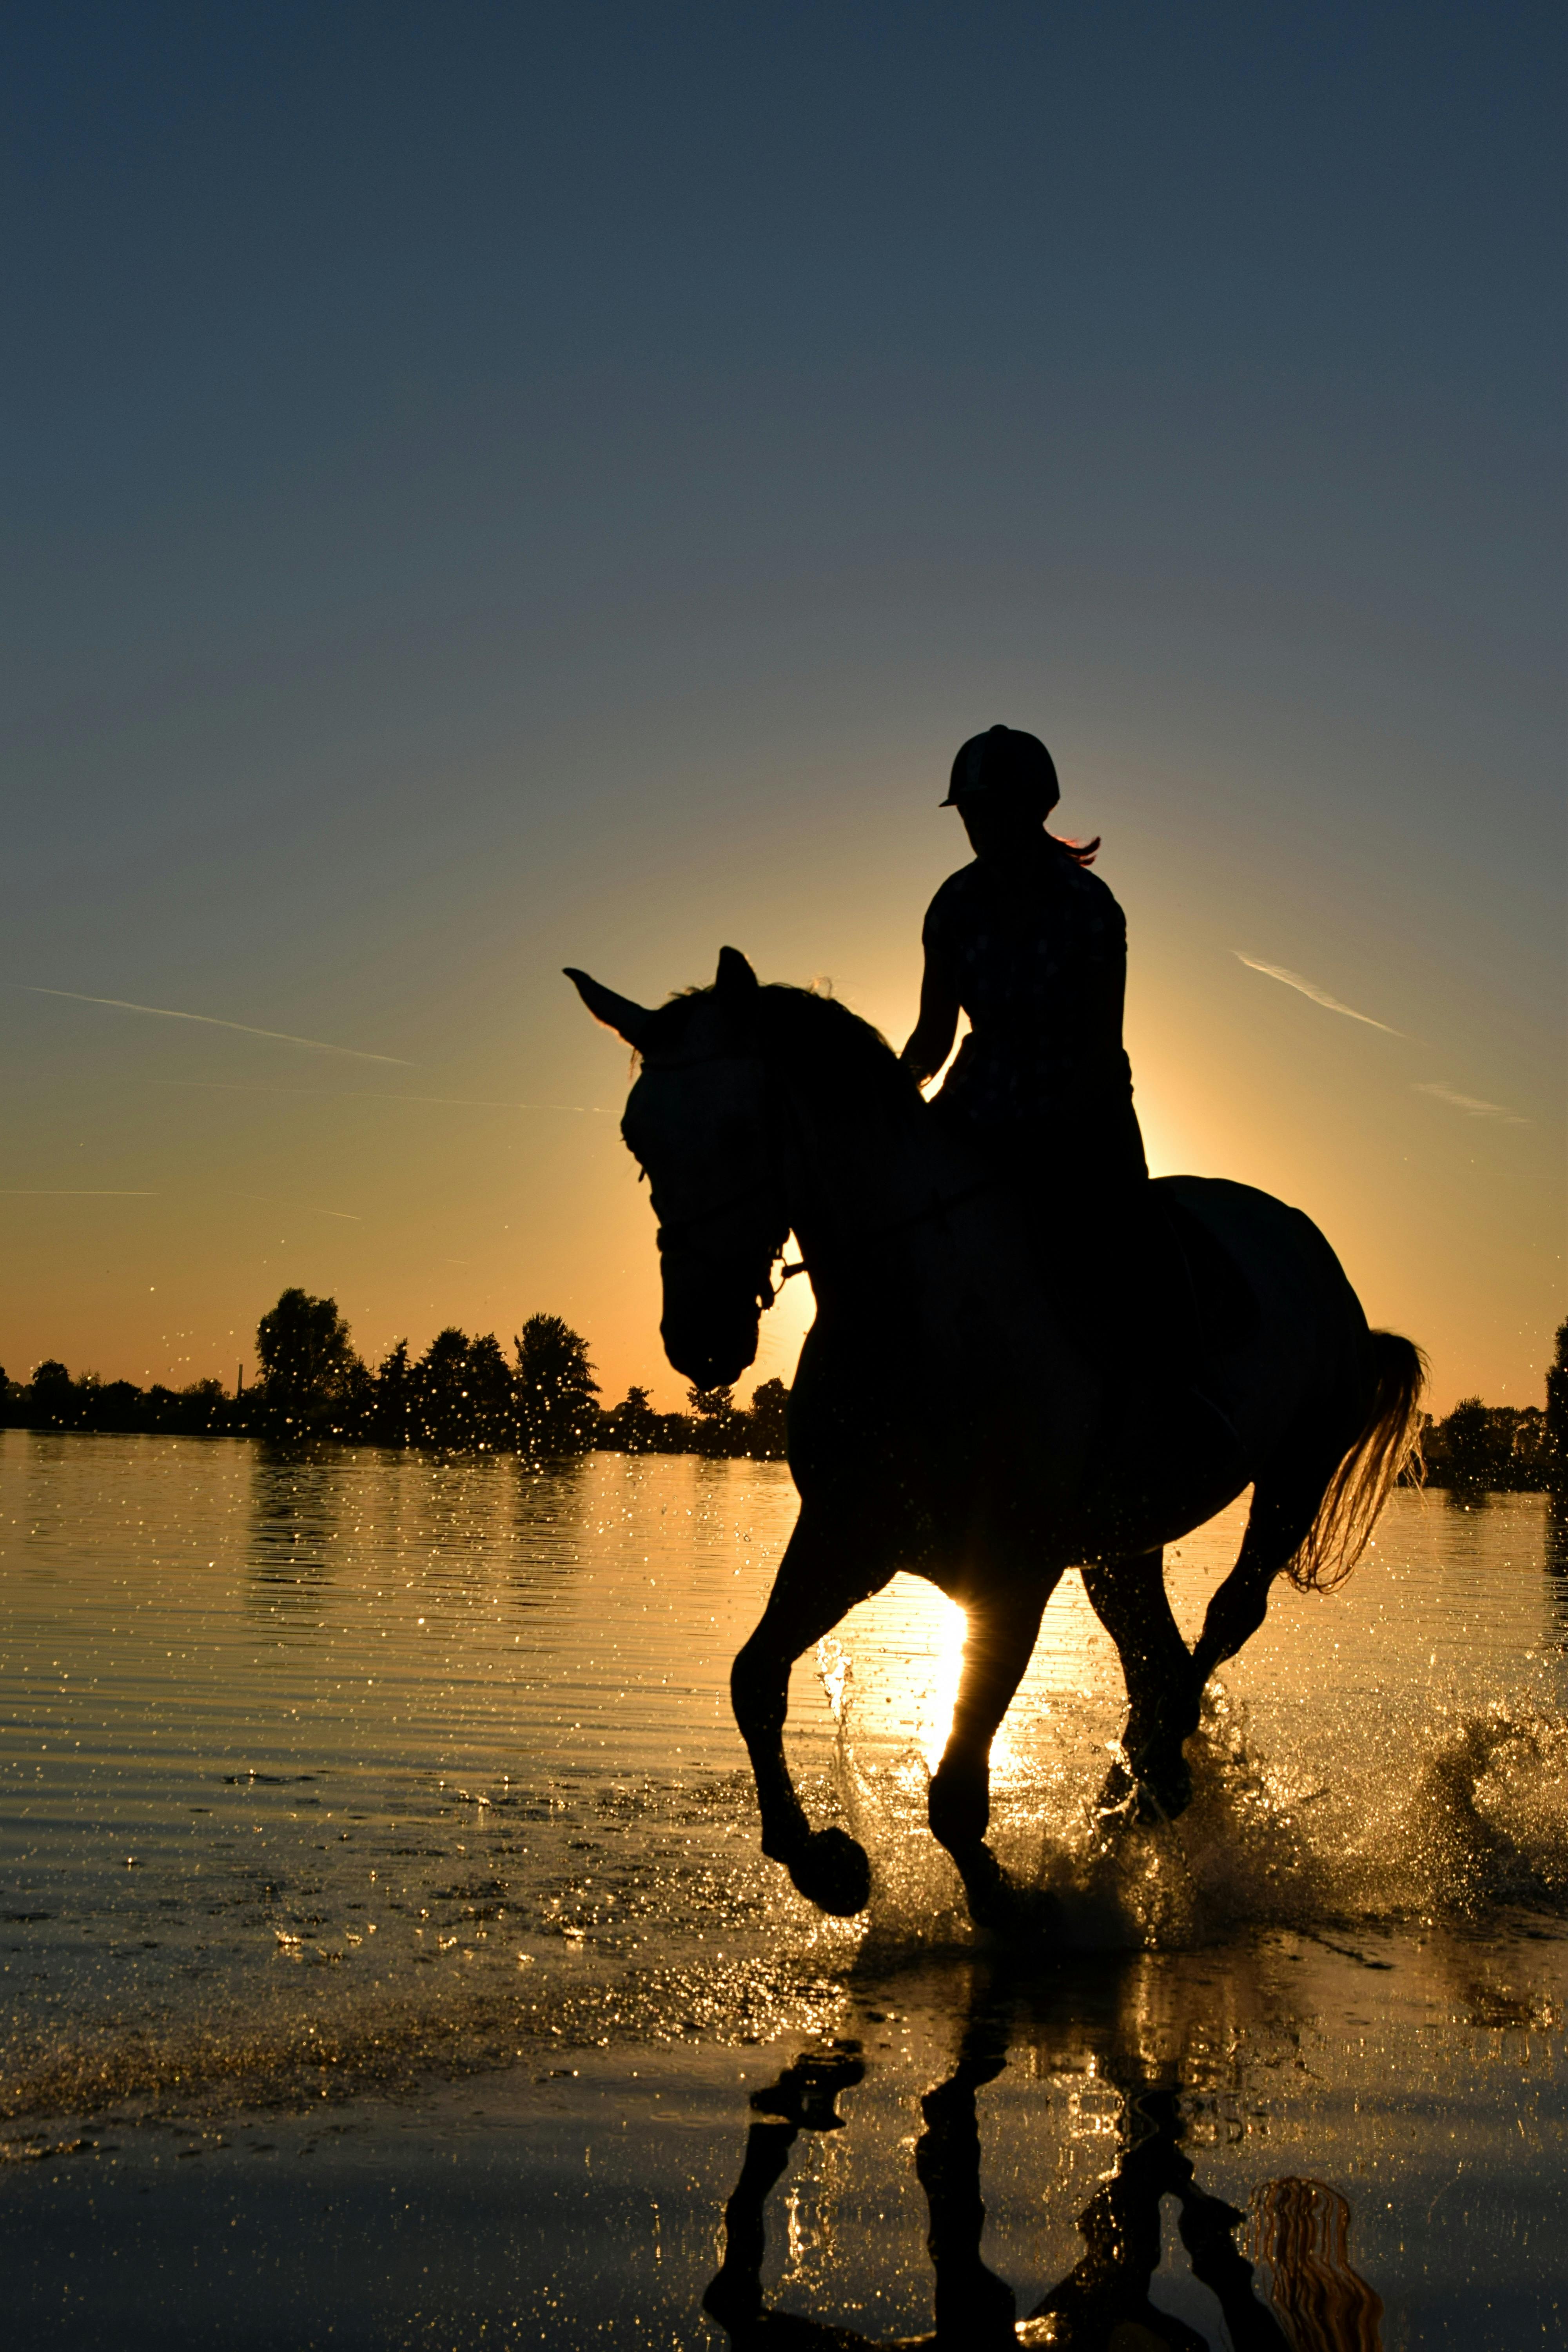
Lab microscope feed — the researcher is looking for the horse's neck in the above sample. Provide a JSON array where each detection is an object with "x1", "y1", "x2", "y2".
[
  {"x1": 779, "y1": 1074, "x2": 1089, "y2": 1430},
  {"x1": 781, "y1": 1080, "x2": 973, "y2": 1290}
]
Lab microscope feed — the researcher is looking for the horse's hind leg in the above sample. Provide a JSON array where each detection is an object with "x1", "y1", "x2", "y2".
[
  {"x1": 730, "y1": 1508, "x2": 890, "y2": 1918},
  {"x1": 1080, "y1": 1549, "x2": 1200, "y2": 1820}
]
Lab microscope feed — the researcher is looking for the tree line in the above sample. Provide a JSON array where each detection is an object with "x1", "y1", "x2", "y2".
[
  {"x1": 1403, "y1": 1318, "x2": 1567, "y2": 1494},
  {"x1": 0, "y1": 1288, "x2": 788, "y2": 1461},
  {"x1": 4, "y1": 1297, "x2": 1564, "y2": 1489},
  {"x1": 1417, "y1": 1399, "x2": 1561, "y2": 1494}
]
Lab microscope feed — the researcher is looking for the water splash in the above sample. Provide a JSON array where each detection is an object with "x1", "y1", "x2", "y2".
[{"x1": 818, "y1": 1649, "x2": 1568, "y2": 1956}]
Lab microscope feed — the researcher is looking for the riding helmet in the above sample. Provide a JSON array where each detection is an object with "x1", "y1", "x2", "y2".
[{"x1": 942, "y1": 725, "x2": 1060, "y2": 815}]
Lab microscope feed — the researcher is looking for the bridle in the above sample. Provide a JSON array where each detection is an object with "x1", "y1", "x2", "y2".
[
  {"x1": 635, "y1": 1050, "x2": 792, "y2": 1308},
  {"x1": 637, "y1": 1042, "x2": 994, "y2": 1304}
]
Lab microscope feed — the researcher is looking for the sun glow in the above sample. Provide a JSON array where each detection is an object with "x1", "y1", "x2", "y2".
[{"x1": 919, "y1": 1597, "x2": 967, "y2": 1773}]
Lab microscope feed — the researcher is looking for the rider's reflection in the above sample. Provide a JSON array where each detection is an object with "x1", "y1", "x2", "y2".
[{"x1": 703, "y1": 1973, "x2": 1383, "y2": 2350}]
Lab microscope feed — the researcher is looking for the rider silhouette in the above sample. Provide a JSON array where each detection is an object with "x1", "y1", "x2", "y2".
[
  {"x1": 900, "y1": 727, "x2": 1241, "y2": 1487},
  {"x1": 901, "y1": 725, "x2": 1147, "y2": 1211}
]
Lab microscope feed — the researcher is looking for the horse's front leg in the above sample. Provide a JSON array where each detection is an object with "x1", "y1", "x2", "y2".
[
  {"x1": 730, "y1": 1509, "x2": 889, "y2": 1918},
  {"x1": 928, "y1": 1587, "x2": 1050, "y2": 1926},
  {"x1": 1080, "y1": 1549, "x2": 1201, "y2": 1822}
]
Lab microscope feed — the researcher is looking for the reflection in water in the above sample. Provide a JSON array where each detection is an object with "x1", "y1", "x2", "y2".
[
  {"x1": 510, "y1": 1450, "x2": 595, "y2": 1615},
  {"x1": 1442, "y1": 1483, "x2": 1489, "y2": 1513},
  {"x1": 1248, "y1": 2179, "x2": 1383, "y2": 2352},
  {"x1": 1545, "y1": 1500, "x2": 1568, "y2": 1651},
  {"x1": 243, "y1": 1443, "x2": 604, "y2": 1639},
  {"x1": 247, "y1": 1446, "x2": 341, "y2": 1625},
  {"x1": 705, "y1": 1962, "x2": 1385, "y2": 2351}
]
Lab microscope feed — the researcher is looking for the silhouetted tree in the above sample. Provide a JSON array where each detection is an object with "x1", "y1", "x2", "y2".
[
  {"x1": 29, "y1": 1360, "x2": 76, "y2": 1427},
  {"x1": 85, "y1": 1378, "x2": 145, "y2": 1431},
  {"x1": 1437, "y1": 1397, "x2": 1505, "y2": 1491},
  {"x1": 1506, "y1": 1405, "x2": 1548, "y2": 1490},
  {"x1": 255, "y1": 1289, "x2": 361, "y2": 1436},
  {"x1": 335, "y1": 1357, "x2": 374, "y2": 1440},
  {"x1": 515, "y1": 1315, "x2": 600, "y2": 1456},
  {"x1": 371, "y1": 1340, "x2": 417, "y2": 1446},
  {"x1": 687, "y1": 1383, "x2": 741, "y2": 1455},
  {"x1": 414, "y1": 1327, "x2": 474, "y2": 1448},
  {"x1": 601, "y1": 1384, "x2": 658, "y2": 1453},
  {"x1": 466, "y1": 1332, "x2": 515, "y2": 1452},
  {"x1": 748, "y1": 1377, "x2": 789, "y2": 1460},
  {"x1": 179, "y1": 1377, "x2": 229, "y2": 1434},
  {"x1": 1548, "y1": 1321, "x2": 1568, "y2": 1496}
]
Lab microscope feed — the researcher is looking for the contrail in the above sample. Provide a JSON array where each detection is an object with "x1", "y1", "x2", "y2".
[
  {"x1": 149, "y1": 1079, "x2": 610, "y2": 1111},
  {"x1": 0, "y1": 1188, "x2": 157, "y2": 1197},
  {"x1": 232, "y1": 1192, "x2": 363, "y2": 1221},
  {"x1": 1413, "y1": 1080, "x2": 1528, "y2": 1125},
  {"x1": 1232, "y1": 954, "x2": 1403, "y2": 1035},
  {"x1": 20, "y1": 986, "x2": 411, "y2": 1064}
]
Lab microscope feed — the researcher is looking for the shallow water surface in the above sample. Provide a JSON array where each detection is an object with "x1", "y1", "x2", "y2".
[{"x1": 2, "y1": 1433, "x2": 1564, "y2": 2347}]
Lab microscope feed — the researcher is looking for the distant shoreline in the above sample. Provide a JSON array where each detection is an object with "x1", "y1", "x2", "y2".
[
  {"x1": 6, "y1": 1294, "x2": 1564, "y2": 1491},
  {"x1": 1, "y1": 1419, "x2": 1560, "y2": 1495}
]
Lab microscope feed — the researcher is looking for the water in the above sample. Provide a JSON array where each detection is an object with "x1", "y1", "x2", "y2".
[{"x1": 2, "y1": 1430, "x2": 1565, "y2": 2347}]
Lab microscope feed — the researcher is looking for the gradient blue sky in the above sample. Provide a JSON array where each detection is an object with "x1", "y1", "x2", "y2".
[{"x1": 4, "y1": 1, "x2": 1562, "y2": 1411}]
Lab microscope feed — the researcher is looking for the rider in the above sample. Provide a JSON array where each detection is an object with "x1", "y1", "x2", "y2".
[
  {"x1": 900, "y1": 724, "x2": 1147, "y2": 1234},
  {"x1": 900, "y1": 726, "x2": 1232, "y2": 1460}
]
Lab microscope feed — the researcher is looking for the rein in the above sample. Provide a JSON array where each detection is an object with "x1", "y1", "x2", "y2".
[{"x1": 774, "y1": 1175, "x2": 996, "y2": 1283}]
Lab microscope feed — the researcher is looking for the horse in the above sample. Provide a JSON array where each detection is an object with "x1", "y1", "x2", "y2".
[{"x1": 567, "y1": 948, "x2": 1425, "y2": 1928}]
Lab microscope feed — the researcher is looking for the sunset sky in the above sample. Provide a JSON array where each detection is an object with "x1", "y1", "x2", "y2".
[{"x1": 5, "y1": 3, "x2": 1562, "y2": 1416}]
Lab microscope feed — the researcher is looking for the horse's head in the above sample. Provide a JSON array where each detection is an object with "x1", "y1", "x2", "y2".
[{"x1": 566, "y1": 948, "x2": 788, "y2": 1390}]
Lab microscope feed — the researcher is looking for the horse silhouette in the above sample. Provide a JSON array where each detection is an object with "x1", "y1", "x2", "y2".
[{"x1": 567, "y1": 949, "x2": 1424, "y2": 1926}]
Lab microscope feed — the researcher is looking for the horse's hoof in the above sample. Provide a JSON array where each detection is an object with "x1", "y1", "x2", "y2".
[
  {"x1": 955, "y1": 1841, "x2": 1033, "y2": 1936},
  {"x1": 1098, "y1": 1753, "x2": 1138, "y2": 1815},
  {"x1": 787, "y1": 1826, "x2": 871, "y2": 1916},
  {"x1": 1130, "y1": 1749, "x2": 1193, "y2": 1823}
]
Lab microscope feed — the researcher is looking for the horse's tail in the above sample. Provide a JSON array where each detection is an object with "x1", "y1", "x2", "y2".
[{"x1": 1287, "y1": 1329, "x2": 1428, "y2": 1593}]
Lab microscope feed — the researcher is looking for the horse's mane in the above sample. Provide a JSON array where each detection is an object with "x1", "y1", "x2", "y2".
[{"x1": 645, "y1": 982, "x2": 922, "y2": 1116}]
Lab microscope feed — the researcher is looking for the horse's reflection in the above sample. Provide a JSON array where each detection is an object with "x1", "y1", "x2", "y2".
[{"x1": 704, "y1": 1975, "x2": 1382, "y2": 2350}]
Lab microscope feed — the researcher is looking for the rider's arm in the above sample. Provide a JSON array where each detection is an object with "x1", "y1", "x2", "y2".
[{"x1": 900, "y1": 940, "x2": 960, "y2": 1086}]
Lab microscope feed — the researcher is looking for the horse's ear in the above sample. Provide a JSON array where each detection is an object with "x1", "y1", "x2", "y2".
[
  {"x1": 564, "y1": 968, "x2": 653, "y2": 1049},
  {"x1": 715, "y1": 946, "x2": 759, "y2": 1001}
]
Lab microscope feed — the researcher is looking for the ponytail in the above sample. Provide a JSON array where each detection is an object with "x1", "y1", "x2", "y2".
[{"x1": 1049, "y1": 831, "x2": 1101, "y2": 867}]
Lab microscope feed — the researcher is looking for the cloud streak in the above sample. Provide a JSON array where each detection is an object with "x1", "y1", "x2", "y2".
[
  {"x1": 1412, "y1": 1080, "x2": 1528, "y2": 1125},
  {"x1": 1232, "y1": 953, "x2": 1403, "y2": 1034},
  {"x1": 149, "y1": 1079, "x2": 610, "y2": 1111},
  {"x1": 231, "y1": 1192, "x2": 363, "y2": 1222},
  {"x1": 20, "y1": 986, "x2": 410, "y2": 1064}
]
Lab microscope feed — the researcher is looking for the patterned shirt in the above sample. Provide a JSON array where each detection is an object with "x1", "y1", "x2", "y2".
[{"x1": 922, "y1": 843, "x2": 1134, "y2": 1133}]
